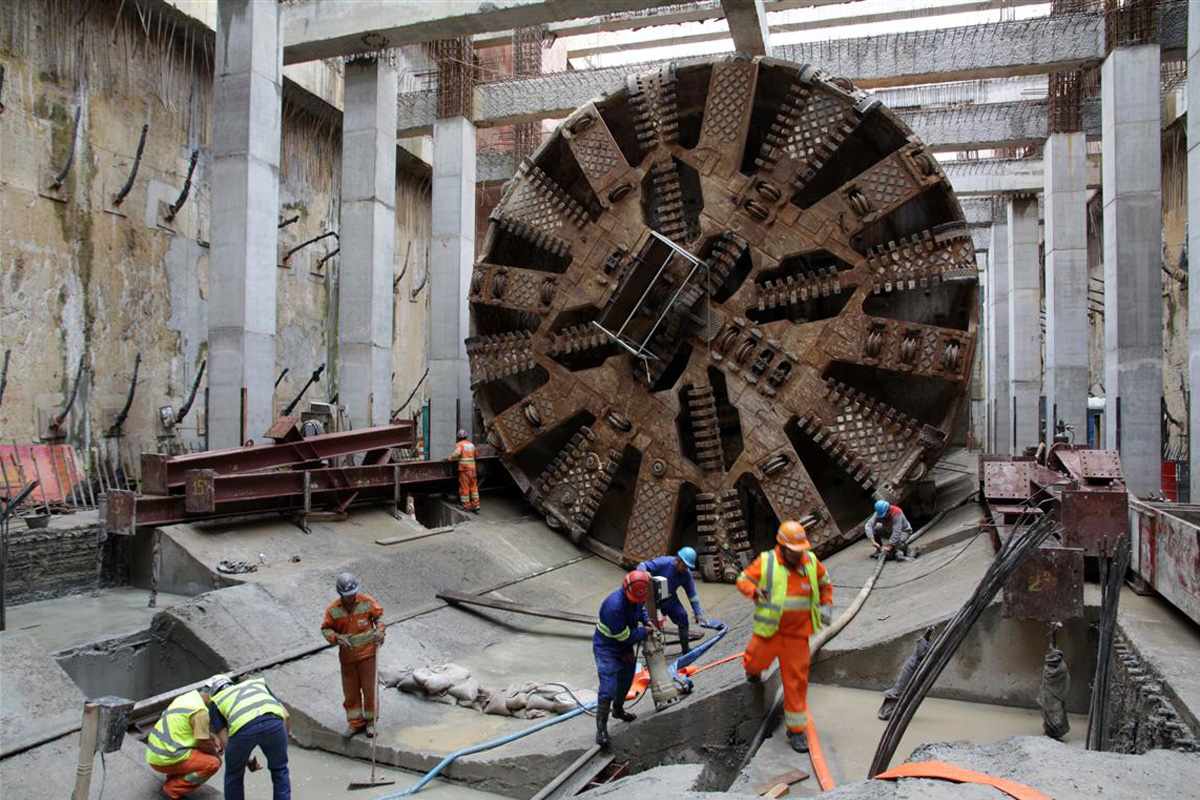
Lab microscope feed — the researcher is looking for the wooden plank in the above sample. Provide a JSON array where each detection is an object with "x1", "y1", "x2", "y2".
[
  {"x1": 437, "y1": 590, "x2": 596, "y2": 625},
  {"x1": 762, "y1": 785, "x2": 789, "y2": 799},
  {"x1": 755, "y1": 770, "x2": 809, "y2": 795}
]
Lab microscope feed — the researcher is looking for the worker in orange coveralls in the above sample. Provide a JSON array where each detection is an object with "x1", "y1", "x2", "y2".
[
  {"x1": 321, "y1": 573, "x2": 385, "y2": 738},
  {"x1": 737, "y1": 520, "x2": 833, "y2": 753},
  {"x1": 448, "y1": 429, "x2": 480, "y2": 512}
]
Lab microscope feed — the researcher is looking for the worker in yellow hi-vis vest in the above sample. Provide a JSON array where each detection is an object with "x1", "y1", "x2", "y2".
[
  {"x1": 143, "y1": 679, "x2": 223, "y2": 798},
  {"x1": 736, "y1": 520, "x2": 833, "y2": 753}
]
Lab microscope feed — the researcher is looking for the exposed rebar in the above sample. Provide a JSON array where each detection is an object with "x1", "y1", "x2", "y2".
[
  {"x1": 174, "y1": 359, "x2": 205, "y2": 425},
  {"x1": 106, "y1": 352, "x2": 141, "y2": 437}
]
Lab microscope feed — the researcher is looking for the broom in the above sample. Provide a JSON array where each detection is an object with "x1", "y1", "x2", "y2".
[{"x1": 348, "y1": 637, "x2": 396, "y2": 790}]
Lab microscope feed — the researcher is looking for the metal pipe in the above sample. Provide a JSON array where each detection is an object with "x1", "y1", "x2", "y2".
[{"x1": 111, "y1": 123, "x2": 149, "y2": 207}]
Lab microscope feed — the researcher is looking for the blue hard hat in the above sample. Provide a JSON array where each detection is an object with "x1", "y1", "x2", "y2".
[
  {"x1": 677, "y1": 547, "x2": 697, "y2": 569},
  {"x1": 874, "y1": 500, "x2": 891, "y2": 518}
]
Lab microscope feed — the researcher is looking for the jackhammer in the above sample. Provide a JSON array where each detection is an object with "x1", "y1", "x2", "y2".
[{"x1": 643, "y1": 576, "x2": 688, "y2": 710}]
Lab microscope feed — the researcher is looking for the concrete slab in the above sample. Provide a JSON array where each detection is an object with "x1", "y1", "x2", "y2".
[
  {"x1": 3, "y1": 587, "x2": 188, "y2": 653},
  {"x1": 816, "y1": 736, "x2": 1200, "y2": 799},
  {"x1": 0, "y1": 630, "x2": 85, "y2": 753},
  {"x1": 0, "y1": 732, "x2": 508, "y2": 799},
  {"x1": 579, "y1": 763, "x2": 756, "y2": 798}
]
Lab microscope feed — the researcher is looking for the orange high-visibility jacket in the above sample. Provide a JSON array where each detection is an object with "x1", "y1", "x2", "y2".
[
  {"x1": 321, "y1": 593, "x2": 384, "y2": 664},
  {"x1": 735, "y1": 546, "x2": 832, "y2": 638},
  {"x1": 450, "y1": 440, "x2": 476, "y2": 470}
]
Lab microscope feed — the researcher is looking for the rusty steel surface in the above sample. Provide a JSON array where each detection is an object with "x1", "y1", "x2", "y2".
[
  {"x1": 1130, "y1": 499, "x2": 1200, "y2": 627},
  {"x1": 140, "y1": 422, "x2": 416, "y2": 495},
  {"x1": 104, "y1": 457, "x2": 496, "y2": 531},
  {"x1": 1060, "y1": 488, "x2": 1128, "y2": 556},
  {"x1": 469, "y1": 56, "x2": 978, "y2": 580},
  {"x1": 1003, "y1": 544, "x2": 1085, "y2": 622}
]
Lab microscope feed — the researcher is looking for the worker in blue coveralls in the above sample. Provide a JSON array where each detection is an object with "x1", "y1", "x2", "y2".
[
  {"x1": 636, "y1": 547, "x2": 708, "y2": 655},
  {"x1": 593, "y1": 570, "x2": 653, "y2": 748}
]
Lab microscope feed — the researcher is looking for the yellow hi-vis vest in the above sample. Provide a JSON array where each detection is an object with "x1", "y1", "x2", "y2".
[
  {"x1": 212, "y1": 677, "x2": 287, "y2": 737},
  {"x1": 144, "y1": 690, "x2": 206, "y2": 766},
  {"x1": 751, "y1": 550, "x2": 823, "y2": 639}
]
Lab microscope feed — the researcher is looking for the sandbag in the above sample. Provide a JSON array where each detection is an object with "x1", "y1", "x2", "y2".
[{"x1": 1039, "y1": 646, "x2": 1071, "y2": 740}]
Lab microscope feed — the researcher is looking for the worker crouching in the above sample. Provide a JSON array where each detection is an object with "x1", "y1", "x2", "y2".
[
  {"x1": 867, "y1": 499, "x2": 914, "y2": 561},
  {"x1": 321, "y1": 572, "x2": 386, "y2": 738},
  {"x1": 143, "y1": 678, "x2": 224, "y2": 798},
  {"x1": 593, "y1": 570, "x2": 653, "y2": 748},
  {"x1": 737, "y1": 520, "x2": 833, "y2": 753}
]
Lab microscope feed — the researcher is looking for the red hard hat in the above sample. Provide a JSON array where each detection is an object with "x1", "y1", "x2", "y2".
[{"x1": 623, "y1": 570, "x2": 652, "y2": 603}]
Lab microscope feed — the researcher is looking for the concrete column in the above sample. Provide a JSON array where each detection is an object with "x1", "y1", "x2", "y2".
[
  {"x1": 986, "y1": 218, "x2": 1010, "y2": 455},
  {"x1": 429, "y1": 117, "x2": 476, "y2": 458},
  {"x1": 972, "y1": 250, "x2": 988, "y2": 450},
  {"x1": 338, "y1": 59, "x2": 397, "y2": 429},
  {"x1": 1102, "y1": 45, "x2": 1162, "y2": 496},
  {"x1": 1188, "y1": 4, "x2": 1200, "y2": 501},
  {"x1": 1007, "y1": 196, "x2": 1040, "y2": 453},
  {"x1": 209, "y1": 0, "x2": 281, "y2": 448},
  {"x1": 1043, "y1": 132, "x2": 1090, "y2": 446}
]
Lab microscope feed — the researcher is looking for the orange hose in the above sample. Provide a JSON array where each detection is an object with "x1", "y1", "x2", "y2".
[
  {"x1": 805, "y1": 714, "x2": 836, "y2": 791},
  {"x1": 625, "y1": 651, "x2": 745, "y2": 701},
  {"x1": 873, "y1": 761, "x2": 1049, "y2": 800}
]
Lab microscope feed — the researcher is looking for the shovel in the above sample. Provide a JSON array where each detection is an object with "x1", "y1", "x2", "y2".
[{"x1": 348, "y1": 637, "x2": 395, "y2": 790}]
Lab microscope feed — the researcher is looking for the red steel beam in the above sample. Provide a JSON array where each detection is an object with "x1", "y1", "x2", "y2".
[
  {"x1": 105, "y1": 456, "x2": 494, "y2": 533},
  {"x1": 140, "y1": 422, "x2": 416, "y2": 495}
]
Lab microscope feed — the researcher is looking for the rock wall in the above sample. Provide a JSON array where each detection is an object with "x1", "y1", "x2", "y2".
[
  {"x1": 1104, "y1": 628, "x2": 1199, "y2": 753},
  {"x1": 0, "y1": 0, "x2": 432, "y2": 465}
]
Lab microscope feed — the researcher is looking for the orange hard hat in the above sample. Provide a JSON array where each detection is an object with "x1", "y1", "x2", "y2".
[
  {"x1": 776, "y1": 520, "x2": 811, "y2": 551},
  {"x1": 623, "y1": 570, "x2": 652, "y2": 603}
]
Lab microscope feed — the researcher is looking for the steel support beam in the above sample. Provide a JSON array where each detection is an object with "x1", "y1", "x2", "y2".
[
  {"x1": 721, "y1": 0, "x2": 771, "y2": 57},
  {"x1": 140, "y1": 422, "x2": 416, "y2": 495}
]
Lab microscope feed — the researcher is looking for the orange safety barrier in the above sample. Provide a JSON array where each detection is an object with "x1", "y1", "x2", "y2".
[
  {"x1": 874, "y1": 761, "x2": 1050, "y2": 800},
  {"x1": 805, "y1": 715, "x2": 835, "y2": 791}
]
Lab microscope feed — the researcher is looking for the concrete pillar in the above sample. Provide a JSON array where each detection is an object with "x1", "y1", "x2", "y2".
[
  {"x1": 972, "y1": 250, "x2": 988, "y2": 450},
  {"x1": 1043, "y1": 132, "x2": 1090, "y2": 446},
  {"x1": 1102, "y1": 45, "x2": 1162, "y2": 496},
  {"x1": 1188, "y1": 4, "x2": 1200, "y2": 501},
  {"x1": 429, "y1": 117, "x2": 476, "y2": 458},
  {"x1": 1007, "y1": 196, "x2": 1040, "y2": 453},
  {"x1": 986, "y1": 217, "x2": 1010, "y2": 455},
  {"x1": 209, "y1": 0, "x2": 281, "y2": 448},
  {"x1": 337, "y1": 59, "x2": 397, "y2": 429}
]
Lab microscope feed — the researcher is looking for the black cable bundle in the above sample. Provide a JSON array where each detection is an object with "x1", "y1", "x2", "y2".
[
  {"x1": 1086, "y1": 533, "x2": 1131, "y2": 751},
  {"x1": 868, "y1": 512, "x2": 1057, "y2": 776}
]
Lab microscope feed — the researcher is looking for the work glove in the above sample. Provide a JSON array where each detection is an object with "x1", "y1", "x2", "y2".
[
  {"x1": 820, "y1": 607, "x2": 832, "y2": 628},
  {"x1": 374, "y1": 627, "x2": 386, "y2": 644},
  {"x1": 335, "y1": 634, "x2": 353, "y2": 649},
  {"x1": 695, "y1": 614, "x2": 709, "y2": 627},
  {"x1": 754, "y1": 588, "x2": 769, "y2": 604}
]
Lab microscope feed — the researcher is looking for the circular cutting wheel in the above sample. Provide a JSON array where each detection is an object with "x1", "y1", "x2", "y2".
[{"x1": 469, "y1": 57, "x2": 978, "y2": 581}]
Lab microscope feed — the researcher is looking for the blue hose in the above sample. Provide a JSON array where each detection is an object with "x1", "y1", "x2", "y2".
[{"x1": 378, "y1": 620, "x2": 729, "y2": 797}]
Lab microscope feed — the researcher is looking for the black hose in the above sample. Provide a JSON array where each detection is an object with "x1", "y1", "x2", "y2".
[
  {"x1": 112, "y1": 123, "x2": 149, "y2": 207},
  {"x1": 164, "y1": 149, "x2": 198, "y2": 221},
  {"x1": 867, "y1": 512, "x2": 1057, "y2": 776},
  {"x1": 50, "y1": 106, "x2": 82, "y2": 189}
]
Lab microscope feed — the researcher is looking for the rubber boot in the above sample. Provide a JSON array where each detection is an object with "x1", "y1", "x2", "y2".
[
  {"x1": 788, "y1": 730, "x2": 809, "y2": 753},
  {"x1": 612, "y1": 702, "x2": 637, "y2": 723},
  {"x1": 745, "y1": 672, "x2": 762, "y2": 685},
  {"x1": 678, "y1": 624, "x2": 690, "y2": 656},
  {"x1": 595, "y1": 699, "x2": 611, "y2": 748}
]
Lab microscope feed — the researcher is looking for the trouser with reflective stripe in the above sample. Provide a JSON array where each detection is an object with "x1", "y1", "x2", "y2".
[
  {"x1": 225, "y1": 714, "x2": 290, "y2": 800},
  {"x1": 458, "y1": 465, "x2": 479, "y2": 510},
  {"x1": 150, "y1": 750, "x2": 220, "y2": 799},
  {"x1": 593, "y1": 642, "x2": 636, "y2": 705},
  {"x1": 340, "y1": 654, "x2": 377, "y2": 730},
  {"x1": 743, "y1": 631, "x2": 812, "y2": 733}
]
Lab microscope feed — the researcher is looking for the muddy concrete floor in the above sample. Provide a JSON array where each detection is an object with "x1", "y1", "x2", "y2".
[{"x1": 733, "y1": 684, "x2": 1088, "y2": 796}]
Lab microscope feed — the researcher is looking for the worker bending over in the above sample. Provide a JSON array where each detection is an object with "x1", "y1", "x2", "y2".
[
  {"x1": 737, "y1": 520, "x2": 833, "y2": 753},
  {"x1": 448, "y1": 429, "x2": 480, "y2": 512},
  {"x1": 321, "y1": 572, "x2": 386, "y2": 737},
  {"x1": 593, "y1": 570, "x2": 653, "y2": 748},
  {"x1": 209, "y1": 673, "x2": 292, "y2": 800},
  {"x1": 144, "y1": 677, "x2": 224, "y2": 798},
  {"x1": 867, "y1": 499, "x2": 913, "y2": 561},
  {"x1": 636, "y1": 546, "x2": 707, "y2": 654}
]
